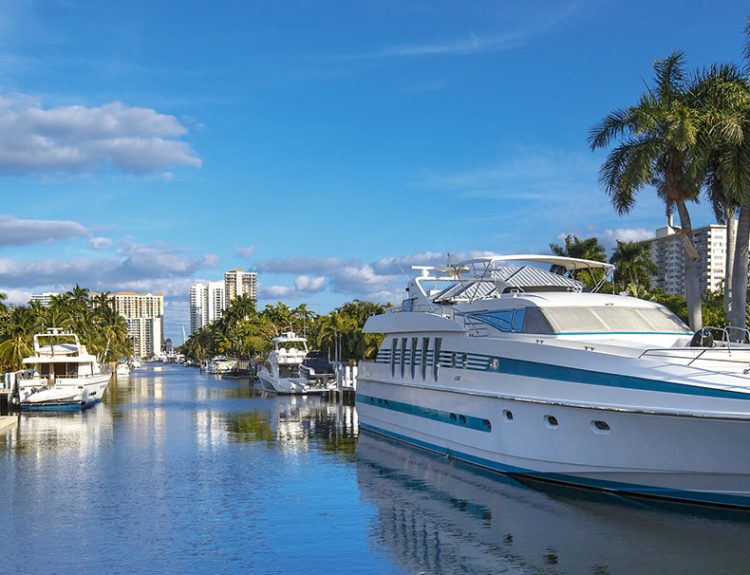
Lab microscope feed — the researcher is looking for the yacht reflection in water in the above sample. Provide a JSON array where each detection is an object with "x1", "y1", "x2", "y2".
[
  {"x1": 356, "y1": 434, "x2": 750, "y2": 575},
  {"x1": 4, "y1": 405, "x2": 113, "y2": 456}
]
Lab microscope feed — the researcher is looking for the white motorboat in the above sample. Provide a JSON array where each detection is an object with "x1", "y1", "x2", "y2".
[
  {"x1": 206, "y1": 356, "x2": 236, "y2": 374},
  {"x1": 115, "y1": 362, "x2": 131, "y2": 376},
  {"x1": 257, "y1": 332, "x2": 334, "y2": 394},
  {"x1": 356, "y1": 254, "x2": 750, "y2": 508},
  {"x1": 17, "y1": 329, "x2": 110, "y2": 411}
]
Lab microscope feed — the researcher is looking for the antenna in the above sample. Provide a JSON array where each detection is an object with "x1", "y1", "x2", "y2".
[{"x1": 182, "y1": 325, "x2": 187, "y2": 345}]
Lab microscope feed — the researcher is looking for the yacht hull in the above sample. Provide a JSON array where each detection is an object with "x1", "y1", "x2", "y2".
[
  {"x1": 357, "y1": 361, "x2": 750, "y2": 509},
  {"x1": 18, "y1": 374, "x2": 110, "y2": 411},
  {"x1": 257, "y1": 370, "x2": 326, "y2": 395}
]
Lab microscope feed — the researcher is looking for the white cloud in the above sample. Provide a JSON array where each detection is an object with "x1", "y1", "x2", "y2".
[
  {"x1": 0, "y1": 95, "x2": 202, "y2": 176},
  {"x1": 236, "y1": 245, "x2": 257, "y2": 259},
  {"x1": 88, "y1": 236, "x2": 112, "y2": 250},
  {"x1": 0, "y1": 214, "x2": 90, "y2": 246},
  {"x1": 254, "y1": 256, "x2": 358, "y2": 274},
  {"x1": 262, "y1": 285, "x2": 295, "y2": 298},
  {"x1": 294, "y1": 275, "x2": 326, "y2": 292},
  {"x1": 0, "y1": 240, "x2": 216, "y2": 288}
]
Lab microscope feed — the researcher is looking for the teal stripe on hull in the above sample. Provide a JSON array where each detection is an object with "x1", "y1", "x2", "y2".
[
  {"x1": 359, "y1": 422, "x2": 750, "y2": 509},
  {"x1": 492, "y1": 357, "x2": 750, "y2": 400}
]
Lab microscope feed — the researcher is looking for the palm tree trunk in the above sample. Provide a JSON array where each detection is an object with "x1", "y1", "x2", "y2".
[
  {"x1": 724, "y1": 208, "x2": 736, "y2": 319},
  {"x1": 675, "y1": 199, "x2": 703, "y2": 331},
  {"x1": 730, "y1": 203, "x2": 750, "y2": 339}
]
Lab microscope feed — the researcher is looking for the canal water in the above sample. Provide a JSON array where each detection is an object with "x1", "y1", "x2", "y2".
[{"x1": 1, "y1": 364, "x2": 749, "y2": 575}]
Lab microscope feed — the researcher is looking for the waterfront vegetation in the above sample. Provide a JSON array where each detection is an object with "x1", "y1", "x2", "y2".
[
  {"x1": 590, "y1": 17, "x2": 750, "y2": 333},
  {"x1": 0, "y1": 286, "x2": 131, "y2": 372},
  {"x1": 178, "y1": 296, "x2": 387, "y2": 365}
]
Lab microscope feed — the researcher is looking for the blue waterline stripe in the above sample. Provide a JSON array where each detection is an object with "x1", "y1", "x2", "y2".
[
  {"x1": 358, "y1": 394, "x2": 491, "y2": 433},
  {"x1": 358, "y1": 422, "x2": 750, "y2": 508}
]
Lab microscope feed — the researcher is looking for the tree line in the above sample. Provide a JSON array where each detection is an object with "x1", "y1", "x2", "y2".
[
  {"x1": 589, "y1": 17, "x2": 750, "y2": 333},
  {"x1": 178, "y1": 295, "x2": 387, "y2": 364},
  {"x1": 0, "y1": 286, "x2": 131, "y2": 372}
]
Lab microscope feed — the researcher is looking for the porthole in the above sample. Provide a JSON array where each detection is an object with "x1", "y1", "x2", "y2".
[
  {"x1": 482, "y1": 419, "x2": 492, "y2": 431},
  {"x1": 458, "y1": 415, "x2": 467, "y2": 425},
  {"x1": 450, "y1": 413, "x2": 457, "y2": 422},
  {"x1": 592, "y1": 420, "x2": 611, "y2": 434},
  {"x1": 544, "y1": 415, "x2": 559, "y2": 429},
  {"x1": 503, "y1": 410, "x2": 513, "y2": 421}
]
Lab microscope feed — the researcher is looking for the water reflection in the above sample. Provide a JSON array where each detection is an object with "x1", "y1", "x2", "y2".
[
  {"x1": 1, "y1": 406, "x2": 113, "y2": 458},
  {"x1": 356, "y1": 433, "x2": 750, "y2": 575}
]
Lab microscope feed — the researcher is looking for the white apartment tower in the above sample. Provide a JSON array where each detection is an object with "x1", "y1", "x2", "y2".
[
  {"x1": 224, "y1": 269, "x2": 257, "y2": 309},
  {"x1": 645, "y1": 220, "x2": 730, "y2": 296},
  {"x1": 188, "y1": 281, "x2": 226, "y2": 334},
  {"x1": 103, "y1": 292, "x2": 164, "y2": 359}
]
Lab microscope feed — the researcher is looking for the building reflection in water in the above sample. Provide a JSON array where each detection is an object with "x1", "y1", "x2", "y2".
[{"x1": 356, "y1": 433, "x2": 750, "y2": 575}]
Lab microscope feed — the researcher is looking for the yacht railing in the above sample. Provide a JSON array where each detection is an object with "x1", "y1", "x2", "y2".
[{"x1": 639, "y1": 346, "x2": 750, "y2": 370}]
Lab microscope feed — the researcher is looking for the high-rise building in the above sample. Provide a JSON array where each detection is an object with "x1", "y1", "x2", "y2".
[
  {"x1": 189, "y1": 284, "x2": 207, "y2": 335},
  {"x1": 645, "y1": 220, "x2": 730, "y2": 296},
  {"x1": 100, "y1": 292, "x2": 165, "y2": 358},
  {"x1": 224, "y1": 269, "x2": 257, "y2": 309},
  {"x1": 188, "y1": 281, "x2": 226, "y2": 334},
  {"x1": 28, "y1": 292, "x2": 60, "y2": 307}
]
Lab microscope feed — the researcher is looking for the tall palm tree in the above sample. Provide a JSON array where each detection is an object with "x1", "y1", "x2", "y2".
[
  {"x1": 696, "y1": 62, "x2": 750, "y2": 320},
  {"x1": 726, "y1": 20, "x2": 750, "y2": 335},
  {"x1": 589, "y1": 51, "x2": 705, "y2": 329},
  {"x1": 610, "y1": 240, "x2": 659, "y2": 291}
]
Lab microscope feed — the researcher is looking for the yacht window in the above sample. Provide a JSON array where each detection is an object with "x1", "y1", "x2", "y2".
[
  {"x1": 539, "y1": 306, "x2": 690, "y2": 334},
  {"x1": 411, "y1": 337, "x2": 418, "y2": 379},
  {"x1": 391, "y1": 338, "x2": 397, "y2": 377},
  {"x1": 511, "y1": 309, "x2": 525, "y2": 332},
  {"x1": 522, "y1": 307, "x2": 555, "y2": 334},
  {"x1": 400, "y1": 338, "x2": 407, "y2": 378},
  {"x1": 433, "y1": 338, "x2": 442, "y2": 380},
  {"x1": 402, "y1": 298, "x2": 415, "y2": 312},
  {"x1": 421, "y1": 337, "x2": 429, "y2": 380}
]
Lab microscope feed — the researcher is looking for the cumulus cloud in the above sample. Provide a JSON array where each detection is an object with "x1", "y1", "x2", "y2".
[
  {"x1": 294, "y1": 275, "x2": 326, "y2": 292},
  {"x1": 601, "y1": 227, "x2": 654, "y2": 248},
  {"x1": 0, "y1": 240, "x2": 217, "y2": 288},
  {"x1": 253, "y1": 256, "x2": 358, "y2": 274},
  {"x1": 88, "y1": 236, "x2": 111, "y2": 250},
  {"x1": 0, "y1": 214, "x2": 90, "y2": 246},
  {"x1": 0, "y1": 95, "x2": 202, "y2": 176},
  {"x1": 235, "y1": 245, "x2": 257, "y2": 259}
]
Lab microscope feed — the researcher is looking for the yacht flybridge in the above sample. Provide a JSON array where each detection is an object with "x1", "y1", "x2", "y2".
[{"x1": 356, "y1": 254, "x2": 750, "y2": 508}]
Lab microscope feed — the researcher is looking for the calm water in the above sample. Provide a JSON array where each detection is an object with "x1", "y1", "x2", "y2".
[{"x1": 1, "y1": 364, "x2": 749, "y2": 575}]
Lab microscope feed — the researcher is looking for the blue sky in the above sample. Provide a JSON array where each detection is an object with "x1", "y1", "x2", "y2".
[{"x1": 0, "y1": 0, "x2": 747, "y2": 342}]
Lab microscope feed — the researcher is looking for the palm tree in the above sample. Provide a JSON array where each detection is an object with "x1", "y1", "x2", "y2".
[
  {"x1": 0, "y1": 307, "x2": 36, "y2": 371},
  {"x1": 726, "y1": 20, "x2": 750, "y2": 335},
  {"x1": 610, "y1": 240, "x2": 658, "y2": 291},
  {"x1": 589, "y1": 51, "x2": 705, "y2": 329},
  {"x1": 549, "y1": 235, "x2": 607, "y2": 288}
]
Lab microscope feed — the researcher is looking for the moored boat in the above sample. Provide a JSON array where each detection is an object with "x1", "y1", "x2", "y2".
[
  {"x1": 356, "y1": 254, "x2": 750, "y2": 508},
  {"x1": 257, "y1": 333, "x2": 335, "y2": 394},
  {"x1": 17, "y1": 328, "x2": 110, "y2": 411}
]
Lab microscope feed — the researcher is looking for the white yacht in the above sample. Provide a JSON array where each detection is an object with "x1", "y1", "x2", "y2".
[
  {"x1": 17, "y1": 329, "x2": 110, "y2": 411},
  {"x1": 257, "y1": 332, "x2": 334, "y2": 394},
  {"x1": 206, "y1": 356, "x2": 236, "y2": 374},
  {"x1": 356, "y1": 255, "x2": 750, "y2": 508}
]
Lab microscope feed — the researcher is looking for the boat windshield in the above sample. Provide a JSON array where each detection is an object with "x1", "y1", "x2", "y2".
[{"x1": 525, "y1": 306, "x2": 691, "y2": 335}]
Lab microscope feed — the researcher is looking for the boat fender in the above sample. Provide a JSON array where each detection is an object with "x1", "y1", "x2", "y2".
[{"x1": 689, "y1": 329, "x2": 714, "y2": 348}]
